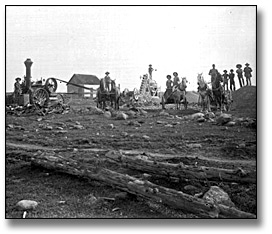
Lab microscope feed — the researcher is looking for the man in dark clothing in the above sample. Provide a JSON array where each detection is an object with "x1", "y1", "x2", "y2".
[
  {"x1": 222, "y1": 70, "x2": 229, "y2": 91},
  {"x1": 208, "y1": 64, "x2": 219, "y2": 83},
  {"x1": 165, "y1": 75, "x2": 173, "y2": 99},
  {"x1": 229, "y1": 69, "x2": 236, "y2": 91},
  {"x1": 148, "y1": 64, "x2": 154, "y2": 79},
  {"x1": 244, "y1": 63, "x2": 252, "y2": 86},
  {"x1": 236, "y1": 64, "x2": 244, "y2": 88},
  {"x1": 14, "y1": 77, "x2": 22, "y2": 104}
]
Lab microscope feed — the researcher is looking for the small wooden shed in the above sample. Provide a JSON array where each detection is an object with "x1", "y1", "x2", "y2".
[{"x1": 67, "y1": 74, "x2": 100, "y2": 98}]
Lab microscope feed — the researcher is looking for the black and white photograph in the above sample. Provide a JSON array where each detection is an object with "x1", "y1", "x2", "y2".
[{"x1": 5, "y1": 5, "x2": 257, "y2": 220}]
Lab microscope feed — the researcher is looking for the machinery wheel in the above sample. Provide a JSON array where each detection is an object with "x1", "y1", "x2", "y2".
[
  {"x1": 133, "y1": 88, "x2": 139, "y2": 101},
  {"x1": 45, "y1": 78, "x2": 58, "y2": 93},
  {"x1": 56, "y1": 93, "x2": 65, "y2": 104},
  {"x1": 32, "y1": 88, "x2": 49, "y2": 108}
]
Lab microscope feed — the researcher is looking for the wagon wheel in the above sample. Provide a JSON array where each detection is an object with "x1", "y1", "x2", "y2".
[
  {"x1": 133, "y1": 88, "x2": 139, "y2": 101},
  {"x1": 32, "y1": 88, "x2": 49, "y2": 108},
  {"x1": 45, "y1": 78, "x2": 58, "y2": 93}
]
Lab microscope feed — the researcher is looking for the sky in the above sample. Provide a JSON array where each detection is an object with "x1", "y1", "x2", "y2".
[{"x1": 6, "y1": 6, "x2": 256, "y2": 92}]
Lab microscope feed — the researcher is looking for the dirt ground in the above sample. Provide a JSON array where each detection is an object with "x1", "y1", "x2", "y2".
[{"x1": 5, "y1": 92, "x2": 257, "y2": 218}]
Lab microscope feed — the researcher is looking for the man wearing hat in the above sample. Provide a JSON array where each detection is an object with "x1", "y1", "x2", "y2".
[
  {"x1": 14, "y1": 77, "x2": 22, "y2": 104},
  {"x1": 208, "y1": 64, "x2": 219, "y2": 83},
  {"x1": 244, "y1": 63, "x2": 252, "y2": 86},
  {"x1": 229, "y1": 69, "x2": 236, "y2": 91},
  {"x1": 222, "y1": 70, "x2": 229, "y2": 91},
  {"x1": 236, "y1": 64, "x2": 244, "y2": 88},
  {"x1": 148, "y1": 64, "x2": 154, "y2": 79},
  {"x1": 172, "y1": 72, "x2": 180, "y2": 91},
  {"x1": 104, "y1": 71, "x2": 111, "y2": 92},
  {"x1": 165, "y1": 75, "x2": 173, "y2": 99}
]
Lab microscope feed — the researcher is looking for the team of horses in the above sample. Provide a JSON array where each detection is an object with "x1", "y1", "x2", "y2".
[
  {"x1": 197, "y1": 73, "x2": 232, "y2": 112},
  {"x1": 96, "y1": 78, "x2": 121, "y2": 110}
]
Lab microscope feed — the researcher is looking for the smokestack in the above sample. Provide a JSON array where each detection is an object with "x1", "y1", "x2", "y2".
[{"x1": 24, "y1": 58, "x2": 33, "y2": 90}]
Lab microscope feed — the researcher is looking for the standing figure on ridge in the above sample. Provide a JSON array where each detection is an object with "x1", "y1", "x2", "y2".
[
  {"x1": 236, "y1": 64, "x2": 244, "y2": 88},
  {"x1": 208, "y1": 64, "x2": 219, "y2": 83},
  {"x1": 244, "y1": 63, "x2": 252, "y2": 86},
  {"x1": 222, "y1": 70, "x2": 229, "y2": 91},
  {"x1": 229, "y1": 69, "x2": 236, "y2": 91},
  {"x1": 13, "y1": 77, "x2": 22, "y2": 104}
]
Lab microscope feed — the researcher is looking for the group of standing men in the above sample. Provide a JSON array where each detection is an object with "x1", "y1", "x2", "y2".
[{"x1": 208, "y1": 63, "x2": 253, "y2": 91}]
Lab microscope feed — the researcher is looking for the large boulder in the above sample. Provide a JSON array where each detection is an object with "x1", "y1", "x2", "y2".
[
  {"x1": 203, "y1": 186, "x2": 235, "y2": 207},
  {"x1": 216, "y1": 113, "x2": 232, "y2": 125}
]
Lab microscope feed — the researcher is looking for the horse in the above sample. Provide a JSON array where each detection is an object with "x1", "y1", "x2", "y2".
[
  {"x1": 162, "y1": 77, "x2": 187, "y2": 110},
  {"x1": 97, "y1": 78, "x2": 120, "y2": 110},
  {"x1": 211, "y1": 73, "x2": 224, "y2": 111},
  {"x1": 197, "y1": 73, "x2": 212, "y2": 112}
]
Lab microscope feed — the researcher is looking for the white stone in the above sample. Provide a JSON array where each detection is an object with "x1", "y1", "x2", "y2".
[
  {"x1": 203, "y1": 186, "x2": 235, "y2": 207},
  {"x1": 16, "y1": 200, "x2": 38, "y2": 210}
]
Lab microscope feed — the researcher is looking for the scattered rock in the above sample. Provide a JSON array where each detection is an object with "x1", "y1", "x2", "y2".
[
  {"x1": 139, "y1": 109, "x2": 148, "y2": 116},
  {"x1": 73, "y1": 124, "x2": 84, "y2": 129},
  {"x1": 56, "y1": 126, "x2": 64, "y2": 130},
  {"x1": 16, "y1": 200, "x2": 38, "y2": 211},
  {"x1": 7, "y1": 124, "x2": 14, "y2": 129},
  {"x1": 157, "y1": 120, "x2": 167, "y2": 124},
  {"x1": 204, "y1": 112, "x2": 215, "y2": 119},
  {"x1": 186, "y1": 143, "x2": 202, "y2": 148},
  {"x1": 159, "y1": 111, "x2": 170, "y2": 116},
  {"x1": 121, "y1": 132, "x2": 128, "y2": 137},
  {"x1": 216, "y1": 113, "x2": 232, "y2": 125},
  {"x1": 116, "y1": 112, "x2": 128, "y2": 120},
  {"x1": 114, "y1": 192, "x2": 129, "y2": 200},
  {"x1": 225, "y1": 121, "x2": 236, "y2": 127},
  {"x1": 191, "y1": 112, "x2": 205, "y2": 120},
  {"x1": 87, "y1": 106, "x2": 104, "y2": 114},
  {"x1": 103, "y1": 111, "x2": 112, "y2": 118},
  {"x1": 126, "y1": 110, "x2": 136, "y2": 117},
  {"x1": 44, "y1": 125, "x2": 53, "y2": 130},
  {"x1": 143, "y1": 135, "x2": 150, "y2": 140},
  {"x1": 203, "y1": 186, "x2": 235, "y2": 207},
  {"x1": 127, "y1": 121, "x2": 141, "y2": 127},
  {"x1": 86, "y1": 193, "x2": 98, "y2": 205}
]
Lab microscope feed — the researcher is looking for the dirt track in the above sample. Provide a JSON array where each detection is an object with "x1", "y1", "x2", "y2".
[{"x1": 5, "y1": 98, "x2": 256, "y2": 218}]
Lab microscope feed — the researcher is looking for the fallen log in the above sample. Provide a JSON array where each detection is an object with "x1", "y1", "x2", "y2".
[
  {"x1": 28, "y1": 151, "x2": 255, "y2": 218},
  {"x1": 105, "y1": 151, "x2": 256, "y2": 184}
]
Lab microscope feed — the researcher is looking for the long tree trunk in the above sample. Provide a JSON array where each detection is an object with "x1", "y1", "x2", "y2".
[
  {"x1": 27, "y1": 151, "x2": 255, "y2": 218},
  {"x1": 105, "y1": 151, "x2": 256, "y2": 184}
]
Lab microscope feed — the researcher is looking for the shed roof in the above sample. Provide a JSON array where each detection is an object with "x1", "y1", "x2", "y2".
[{"x1": 67, "y1": 74, "x2": 100, "y2": 85}]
